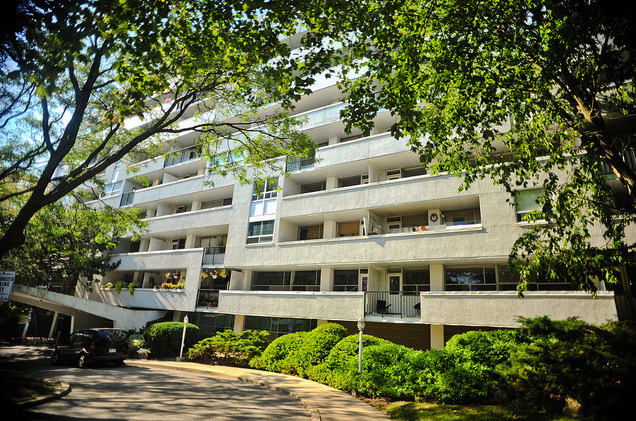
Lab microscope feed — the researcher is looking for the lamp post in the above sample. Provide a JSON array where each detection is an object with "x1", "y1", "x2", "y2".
[
  {"x1": 357, "y1": 317, "x2": 365, "y2": 373},
  {"x1": 178, "y1": 315, "x2": 189, "y2": 361}
]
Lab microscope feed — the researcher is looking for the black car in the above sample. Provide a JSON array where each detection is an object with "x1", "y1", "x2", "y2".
[{"x1": 51, "y1": 328, "x2": 129, "y2": 368}]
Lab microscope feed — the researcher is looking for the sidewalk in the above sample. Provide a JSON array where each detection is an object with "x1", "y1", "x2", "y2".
[{"x1": 126, "y1": 359, "x2": 389, "y2": 421}]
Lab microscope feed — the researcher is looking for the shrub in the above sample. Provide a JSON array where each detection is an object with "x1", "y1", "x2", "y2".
[
  {"x1": 307, "y1": 334, "x2": 389, "y2": 390},
  {"x1": 188, "y1": 329, "x2": 269, "y2": 367},
  {"x1": 500, "y1": 317, "x2": 636, "y2": 418},
  {"x1": 444, "y1": 329, "x2": 521, "y2": 367},
  {"x1": 128, "y1": 333, "x2": 145, "y2": 353},
  {"x1": 249, "y1": 331, "x2": 308, "y2": 372},
  {"x1": 411, "y1": 348, "x2": 498, "y2": 404},
  {"x1": 283, "y1": 323, "x2": 347, "y2": 377},
  {"x1": 143, "y1": 322, "x2": 200, "y2": 359},
  {"x1": 355, "y1": 342, "x2": 418, "y2": 399}
]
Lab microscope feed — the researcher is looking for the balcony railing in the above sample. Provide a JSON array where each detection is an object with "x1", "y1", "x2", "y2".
[
  {"x1": 197, "y1": 289, "x2": 220, "y2": 308},
  {"x1": 164, "y1": 145, "x2": 201, "y2": 167},
  {"x1": 203, "y1": 246, "x2": 226, "y2": 265},
  {"x1": 364, "y1": 291, "x2": 421, "y2": 318},
  {"x1": 119, "y1": 191, "x2": 135, "y2": 207},
  {"x1": 286, "y1": 155, "x2": 315, "y2": 172}
]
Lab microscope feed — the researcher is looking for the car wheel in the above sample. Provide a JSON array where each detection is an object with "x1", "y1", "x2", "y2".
[
  {"x1": 51, "y1": 352, "x2": 60, "y2": 366},
  {"x1": 78, "y1": 354, "x2": 87, "y2": 369}
]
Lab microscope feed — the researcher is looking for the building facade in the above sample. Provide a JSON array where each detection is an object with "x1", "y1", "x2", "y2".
[{"x1": 60, "y1": 70, "x2": 627, "y2": 350}]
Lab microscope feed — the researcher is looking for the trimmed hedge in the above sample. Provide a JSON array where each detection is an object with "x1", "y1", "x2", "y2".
[
  {"x1": 282, "y1": 322, "x2": 347, "y2": 377},
  {"x1": 188, "y1": 329, "x2": 269, "y2": 367},
  {"x1": 143, "y1": 322, "x2": 200, "y2": 359},
  {"x1": 249, "y1": 331, "x2": 308, "y2": 372}
]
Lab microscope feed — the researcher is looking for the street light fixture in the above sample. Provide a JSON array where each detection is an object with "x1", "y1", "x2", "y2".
[{"x1": 357, "y1": 317, "x2": 365, "y2": 372}]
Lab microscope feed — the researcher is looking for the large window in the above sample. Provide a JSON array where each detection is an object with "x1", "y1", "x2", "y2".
[
  {"x1": 244, "y1": 316, "x2": 318, "y2": 340},
  {"x1": 445, "y1": 267, "x2": 496, "y2": 291},
  {"x1": 101, "y1": 181, "x2": 122, "y2": 198},
  {"x1": 515, "y1": 189, "x2": 544, "y2": 222},
  {"x1": 251, "y1": 271, "x2": 320, "y2": 291},
  {"x1": 247, "y1": 220, "x2": 274, "y2": 244},
  {"x1": 195, "y1": 314, "x2": 235, "y2": 338},
  {"x1": 251, "y1": 178, "x2": 278, "y2": 217},
  {"x1": 299, "y1": 224, "x2": 323, "y2": 240},
  {"x1": 334, "y1": 270, "x2": 359, "y2": 291},
  {"x1": 403, "y1": 269, "x2": 430, "y2": 292}
]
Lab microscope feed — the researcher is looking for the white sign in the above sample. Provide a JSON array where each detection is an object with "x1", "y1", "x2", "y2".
[{"x1": 0, "y1": 271, "x2": 16, "y2": 302}]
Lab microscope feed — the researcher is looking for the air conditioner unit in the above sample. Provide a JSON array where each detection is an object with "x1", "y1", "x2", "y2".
[
  {"x1": 428, "y1": 209, "x2": 443, "y2": 226},
  {"x1": 386, "y1": 169, "x2": 402, "y2": 180},
  {"x1": 361, "y1": 174, "x2": 369, "y2": 184}
]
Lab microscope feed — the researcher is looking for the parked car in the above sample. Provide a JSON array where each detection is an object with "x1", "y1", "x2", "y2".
[{"x1": 51, "y1": 328, "x2": 129, "y2": 368}]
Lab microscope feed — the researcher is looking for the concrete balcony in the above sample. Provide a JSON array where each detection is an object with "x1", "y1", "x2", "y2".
[
  {"x1": 145, "y1": 206, "x2": 232, "y2": 235},
  {"x1": 110, "y1": 248, "x2": 204, "y2": 271},
  {"x1": 419, "y1": 291, "x2": 618, "y2": 328},
  {"x1": 132, "y1": 172, "x2": 232, "y2": 205},
  {"x1": 315, "y1": 132, "x2": 411, "y2": 169},
  {"x1": 280, "y1": 174, "x2": 472, "y2": 218},
  {"x1": 296, "y1": 102, "x2": 347, "y2": 132},
  {"x1": 92, "y1": 287, "x2": 197, "y2": 312},
  {"x1": 217, "y1": 290, "x2": 365, "y2": 321}
]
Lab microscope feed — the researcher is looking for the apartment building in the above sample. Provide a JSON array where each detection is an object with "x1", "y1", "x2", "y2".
[{"x1": 39, "y1": 64, "x2": 624, "y2": 350}]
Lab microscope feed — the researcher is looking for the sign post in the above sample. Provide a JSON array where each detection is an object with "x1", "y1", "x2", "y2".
[{"x1": 0, "y1": 271, "x2": 15, "y2": 303}]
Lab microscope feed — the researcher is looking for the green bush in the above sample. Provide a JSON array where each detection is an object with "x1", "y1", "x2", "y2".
[
  {"x1": 143, "y1": 322, "x2": 200, "y2": 359},
  {"x1": 307, "y1": 334, "x2": 389, "y2": 390},
  {"x1": 283, "y1": 323, "x2": 347, "y2": 377},
  {"x1": 355, "y1": 342, "x2": 420, "y2": 399},
  {"x1": 188, "y1": 329, "x2": 269, "y2": 367},
  {"x1": 444, "y1": 329, "x2": 521, "y2": 367},
  {"x1": 249, "y1": 331, "x2": 308, "y2": 372},
  {"x1": 499, "y1": 317, "x2": 636, "y2": 418},
  {"x1": 128, "y1": 333, "x2": 145, "y2": 352}
]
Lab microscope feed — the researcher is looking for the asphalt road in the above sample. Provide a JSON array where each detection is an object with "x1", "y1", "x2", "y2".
[{"x1": 1, "y1": 345, "x2": 310, "y2": 420}]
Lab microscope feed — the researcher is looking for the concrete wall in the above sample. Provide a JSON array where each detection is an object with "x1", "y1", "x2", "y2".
[
  {"x1": 217, "y1": 291, "x2": 365, "y2": 321},
  {"x1": 419, "y1": 291, "x2": 618, "y2": 328}
]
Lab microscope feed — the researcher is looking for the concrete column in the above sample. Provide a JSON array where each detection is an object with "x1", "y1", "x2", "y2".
[
  {"x1": 430, "y1": 264, "x2": 445, "y2": 291},
  {"x1": 146, "y1": 209, "x2": 156, "y2": 218},
  {"x1": 326, "y1": 176, "x2": 338, "y2": 190},
  {"x1": 320, "y1": 268, "x2": 333, "y2": 291},
  {"x1": 148, "y1": 237, "x2": 164, "y2": 252},
  {"x1": 48, "y1": 312, "x2": 59, "y2": 339},
  {"x1": 229, "y1": 270, "x2": 250, "y2": 290},
  {"x1": 323, "y1": 220, "x2": 337, "y2": 239},
  {"x1": 367, "y1": 164, "x2": 379, "y2": 183},
  {"x1": 430, "y1": 324, "x2": 445, "y2": 349},
  {"x1": 185, "y1": 234, "x2": 197, "y2": 249},
  {"x1": 156, "y1": 203, "x2": 171, "y2": 217},
  {"x1": 233, "y1": 314, "x2": 245, "y2": 333},
  {"x1": 328, "y1": 135, "x2": 340, "y2": 145},
  {"x1": 163, "y1": 173, "x2": 178, "y2": 184},
  {"x1": 192, "y1": 200, "x2": 202, "y2": 211}
]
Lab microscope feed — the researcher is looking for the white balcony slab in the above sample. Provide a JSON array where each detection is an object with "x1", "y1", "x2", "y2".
[
  {"x1": 419, "y1": 291, "x2": 618, "y2": 327},
  {"x1": 111, "y1": 249, "x2": 204, "y2": 271},
  {"x1": 217, "y1": 290, "x2": 365, "y2": 321},
  {"x1": 146, "y1": 206, "x2": 232, "y2": 235}
]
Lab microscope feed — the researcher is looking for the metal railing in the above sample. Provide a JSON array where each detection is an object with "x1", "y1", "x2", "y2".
[
  {"x1": 203, "y1": 246, "x2": 226, "y2": 265},
  {"x1": 197, "y1": 289, "x2": 220, "y2": 308},
  {"x1": 164, "y1": 145, "x2": 201, "y2": 167},
  {"x1": 364, "y1": 291, "x2": 421, "y2": 318},
  {"x1": 119, "y1": 191, "x2": 135, "y2": 207},
  {"x1": 286, "y1": 155, "x2": 315, "y2": 172}
]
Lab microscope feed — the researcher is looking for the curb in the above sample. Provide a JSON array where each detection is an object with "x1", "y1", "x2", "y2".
[
  {"x1": 15, "y1": 381, "x2": 72, "y2": 409},
  {"x1": 126, "y1": 361, "x2": 322, "y2": 420}
]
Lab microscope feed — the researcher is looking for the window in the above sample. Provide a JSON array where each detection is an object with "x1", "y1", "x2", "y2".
[
  {"x1": 334, "y1": 270, "x2": 359, "y2": 291},
  {"x1": 251, "y1": 271, "x2": 290, "y2": 291},
  {"x1": 244, "y1": 316, "x2": 317, "y2": 340},
  {"x1": 403, "y1": 269, "x2": 430, "y2": 292},
  {"x1": 387, "y1": 268, "x2": 401, "y2": 292},
  {"x1": 337, "y1": 221, "x2": 360, "y2": 237},
  {"x1": 444, "y1": 209, "x2": 481, "y2": 225},
  {"x1": 445, "y1": 267, "x2": 496, "y2": 291},
  {"x1": 301, "y1": 181, "x2": 326, "y2": 194},
  {"x1": 338, "y1": 175, "x2": 362, "y2": 188},
  {"x1": 291, "y1": 270, "x2": 321, "y2": 291},
  {"x1": 299, "y1": 224, "x2": 323, "y2": 240},
  {"x1": 247, "y1": 220, "x2": 274, "y2": 244},
  {"x1": 515, "y1": 189, "x2": 544, "y2": 222},
  {"x1": 251, "y1": 178, "x2": 278, "y2": 217},
  {"x1": 195, "y1": 314, "x2": 235, "y2": 338},
  {"x1": 100, "y1": 181, "x2": 122, "y2": 198}
]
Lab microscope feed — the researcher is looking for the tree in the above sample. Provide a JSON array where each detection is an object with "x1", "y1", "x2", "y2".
[
  {"x1": 302, "y1": 0, "x2": 636, "y2": 292},
  {"x1": 1, "y1": 201, "x2": 144, "y2": 292},
  {"x1": 0, "y1": 0, "x2": 319, "y2": 259}
]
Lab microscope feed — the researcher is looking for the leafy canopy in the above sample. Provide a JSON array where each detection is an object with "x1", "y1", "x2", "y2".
[{"x1": 301, "y1": 0, "x2": 636, "y2": 292}]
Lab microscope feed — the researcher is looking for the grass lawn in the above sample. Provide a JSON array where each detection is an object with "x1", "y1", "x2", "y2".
[
  {"x1": 0, "y1": 372, "x2": 61, "y2": 403},
  {"x1": 366, "y1": 399, "x2": 577, "y2": 421}
]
